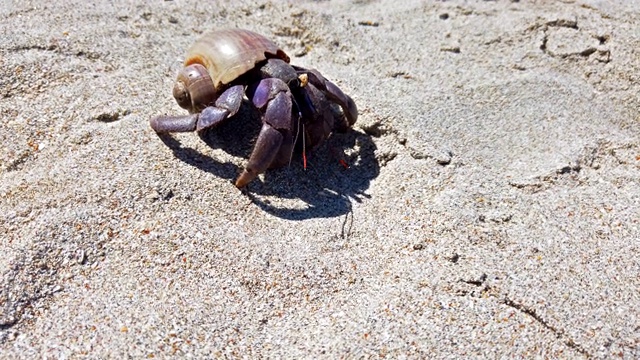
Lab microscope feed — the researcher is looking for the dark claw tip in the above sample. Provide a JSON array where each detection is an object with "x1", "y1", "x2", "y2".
[{"x1": 235, "y1": 169, "x2": 257, "y2": 188}]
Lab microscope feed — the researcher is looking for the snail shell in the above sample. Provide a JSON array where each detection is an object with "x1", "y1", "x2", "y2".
[{"x1": 184, "y1": 29, "x2": 290, "y2": 91}]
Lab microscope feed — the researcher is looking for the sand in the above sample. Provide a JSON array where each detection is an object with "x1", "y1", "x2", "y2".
[{"x1": 1, "y1": 0, "x2": 639, "y2": 358}]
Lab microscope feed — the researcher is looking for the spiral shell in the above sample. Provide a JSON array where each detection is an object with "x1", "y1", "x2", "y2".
[{"x1": 184, "y1": 29, "x2": 290, "y2": 91}]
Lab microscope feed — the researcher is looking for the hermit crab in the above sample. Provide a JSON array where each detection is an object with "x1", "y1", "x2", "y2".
[{"x1": 150, "y1": 28, "x2": 358, "y2": 188}]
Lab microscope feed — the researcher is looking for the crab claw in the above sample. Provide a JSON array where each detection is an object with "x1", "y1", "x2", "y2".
[
  {"x1": 235, "y1": 123, "x2": 283, "y2": 188},
  {"x1": 236, "y1": 78, "x2": 294, "y2": 188}
]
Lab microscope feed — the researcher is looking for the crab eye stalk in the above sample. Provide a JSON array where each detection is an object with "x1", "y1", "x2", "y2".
[
  {"x1": 173, "y1": 64, "x2": 216, "y2": 113},
  {"x1": 172, "y1": 81, "x2": 190, "y2": 110}
]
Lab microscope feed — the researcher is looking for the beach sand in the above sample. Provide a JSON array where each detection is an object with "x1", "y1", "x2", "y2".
[{"x1": 1, "y1": 0, "x2": 639, "y2": 358}]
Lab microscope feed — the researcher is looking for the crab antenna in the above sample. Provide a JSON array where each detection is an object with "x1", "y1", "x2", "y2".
[
  {"x1": 290, "y1": 112, "x2": 302, "y2": 167},
  {"x1": 302, "y1": 123, "x2": 307, "y2": 170}
]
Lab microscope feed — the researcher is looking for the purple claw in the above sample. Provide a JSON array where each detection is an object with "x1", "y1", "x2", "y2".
[
  {"x1": 262, "y1": 90, "x2": 294, "y2": 168},
  {"x1": 252, "y1": 79, "x2": 273, "y2": 108},
  {"x1": 264, "y1": 91, "x2": 293, "y2": 130},
  {"x1": 215, "y1": 85, "x2": 244, "y2": 117},
  {"x1": 252, "y1": 78, "x2": 289, "y2": 109},
  {"x1": 270, "y1": 130, "x2": 294, "y2": 169},
  {"x1": 196, "y1": 107, "x2": 229, "y2": 131},
  {"x1": 236, "y1": 124, "x2": 283, "y2": 188},
  {"x1": 237, "y1": 78, "x2": 295, "y2": 187}
]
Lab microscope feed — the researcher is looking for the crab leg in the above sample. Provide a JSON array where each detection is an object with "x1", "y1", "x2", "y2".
[
  {"x1": 235, "y1": 124, "x2": 283, "y2": 188},
  {"x1": 149, "y1": 113, "x2": 199, "y2": 133},
  {"x1": 150, "y1": 85, "x2": 244, "y2": 133},
  {"x1": 236, "y1": 78, "x2": 294, "y2": 188},
  {"x1": 293, "y1": 66, "x2": 358, "y2": 131}
]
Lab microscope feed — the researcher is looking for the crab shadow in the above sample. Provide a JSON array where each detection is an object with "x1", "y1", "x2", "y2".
[
  {"x1": 244, "y1": 129, "x2": 379, "y2": 220},
  {"x1": 156, "y1": 102, "x2": 380, "y2": 220}
]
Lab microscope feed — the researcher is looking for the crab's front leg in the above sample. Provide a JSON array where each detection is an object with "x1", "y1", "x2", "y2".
[
  {"x1": 292, "y1": 66, "x2": 358, "y2": 132},
  {"x1": 235, "y1": 78, "x2": 295, "y2": 188},
  {"x1": 149, "y1": 85, "x2": 244, "y2": 133}
]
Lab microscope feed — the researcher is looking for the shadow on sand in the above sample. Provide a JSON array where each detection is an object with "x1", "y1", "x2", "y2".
[{"x1": 156, "y1": 104, "x2": 380, "y2": 220}]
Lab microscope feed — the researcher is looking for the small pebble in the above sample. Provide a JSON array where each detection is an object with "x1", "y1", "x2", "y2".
[
  {"x1": 436, "y1": 150, "x2": 453, "y2": 165},
  {"x1": 358, "y1": 20, "x2": 379, "y2": 27},
  {"x1": 146, "y1": 190, "x2": 160, "y2": 200},
  {"x1": 76, "y1": 249, "x2": 87, "y2": 265},
  {"x1": 446, "y1": 253, "x2": 460, "y2": 263}
]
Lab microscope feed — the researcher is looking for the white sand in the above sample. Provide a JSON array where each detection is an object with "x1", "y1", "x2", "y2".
[{"x1": 1, "y1": 0, "x2": 639, "y2": 358}]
